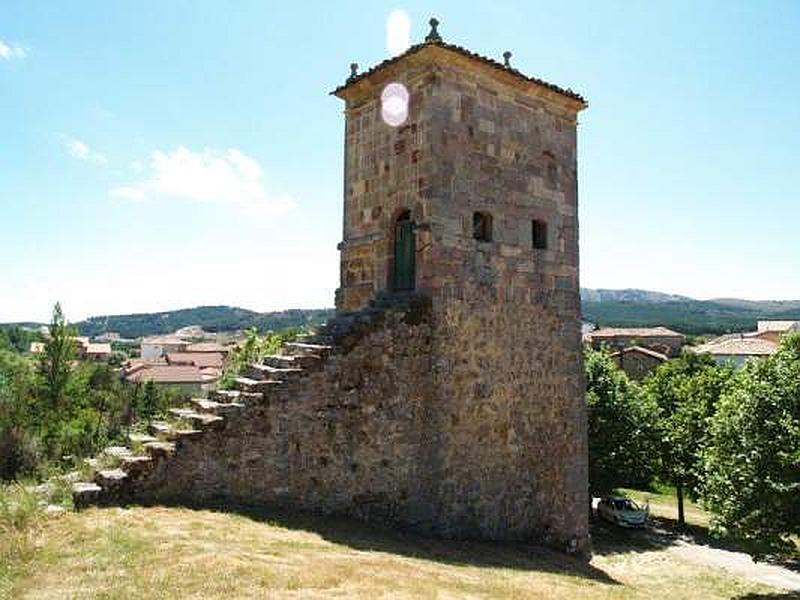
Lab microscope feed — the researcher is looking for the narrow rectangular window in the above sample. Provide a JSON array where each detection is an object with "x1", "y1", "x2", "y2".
[
  {"x1": 473, "y1": 212, "x2": 493, "y2": 242},
  {"x1": 532, "y1": 219, "x2": 548, "y2": 250}
]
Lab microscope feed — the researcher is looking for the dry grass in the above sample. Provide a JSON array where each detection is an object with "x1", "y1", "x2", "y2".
[{"x1": 0, "y1": 499, "x2": 784, "y2": 600}]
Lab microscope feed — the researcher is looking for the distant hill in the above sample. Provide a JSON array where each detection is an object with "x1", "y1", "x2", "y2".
[
  {"x1": 75, "y1": 306, "x2": 335, "y2": 338},
  {"x1": 581, "y1": 289, "x2": 800, "y2": 335},
  {"x1": 580, "y1": 288, "x2": 691, "y2": 304},
  {"x1": 5, "y1": 289, "x2": 800, "y2": 338}
]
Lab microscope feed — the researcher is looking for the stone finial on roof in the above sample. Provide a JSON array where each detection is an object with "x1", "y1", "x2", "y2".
[
  {"x1": 503, "y1": 51, "x2": 512, "y2": 68},
  {"x1": 425, "y1": 17, "x2": 442, "y2": 43},
  {"x1": 348, "y1": 63, "x2": 359, "y2": 82}
]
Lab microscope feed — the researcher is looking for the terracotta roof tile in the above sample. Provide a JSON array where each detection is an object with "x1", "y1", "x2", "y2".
[
  {"x1": 125, "y1": 365, "x2": 204, "y2": 384},
  {"x1": 166, "y1": 352, "x2": 224, "y2": 368},
  {"x1": 695, "y1": 337, "x2": 778, "y2": 356},
  {"x1": 588, "y1": 326, "x2": 685, "y2": 339},
  {"x1": 610, "y1": 346, "x2": 669, "y2": 361}
]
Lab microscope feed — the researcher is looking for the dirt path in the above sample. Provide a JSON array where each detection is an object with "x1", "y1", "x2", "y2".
[{"x1": 666, "y1": 538, "x2": 800, "y2": 592}]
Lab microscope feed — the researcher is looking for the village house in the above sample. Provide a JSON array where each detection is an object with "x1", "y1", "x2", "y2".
[
  {"x1": 165, "y1": 351, "x2": 224, "y2": 369},
  {"x1": 751, "y1": 320, "x2": 800, "y2": 343},
  {"x1": 184, "y1": 342, "x2": 230, "y2": 355},
  {"x1": 123, "y1": 363, "x2": 218, "y2": 394},
  {"x1": 693, "y1": 320, "x2": 798, "y2": 367},
  {"x1": 610, "y1": 346, "x2": 668, "y2": 380},
  {"x1": 139, "y1": 336, "x2": 190, "y2": 361},
  {"x1": 584, "y1": 326, "x2": 685, "y2": 357},
  {"x1": 30, "y1": 336, "x2": 112, "y2": 361},
  {"x1": 694, "y1": 335, "x2": 777, "y2": 368}
]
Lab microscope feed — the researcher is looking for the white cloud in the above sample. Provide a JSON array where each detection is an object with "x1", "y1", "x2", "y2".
[
  {"x1": 0, "y1": 38, "x2": 27, "y2": 60},
  {"x1": 112, "y1": 146, "x2": 295, "y2": 215},
  {"x1": 65, "y1": 138, "x2": 107, "y2": 165}
]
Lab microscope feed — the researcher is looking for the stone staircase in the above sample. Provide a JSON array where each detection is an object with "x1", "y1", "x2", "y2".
[{"x1": 72, "y1": 293, "x2": 429, "y2": 509}]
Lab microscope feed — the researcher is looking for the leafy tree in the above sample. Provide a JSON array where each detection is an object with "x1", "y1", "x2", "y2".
[
  {"x1": 36, "y1": 303, "x2": 76, "y2": 418},
  {"x1": 644, "y1": 351, "x2": 733, "y2": 525},
  {"x1": 0, "y1": 349, "x2": 39, "y2": 479},
  {"x1": 703, "y1": 333, "x2": 800, "y2": 558},
  {"x1": 585, "y1": 347, "x2": 659, "y2": 497}
]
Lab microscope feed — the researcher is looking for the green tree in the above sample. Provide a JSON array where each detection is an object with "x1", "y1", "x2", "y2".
[
  {"x1": 0, "y1": 349, "x2": 39, "y2": 479},
  {"x1": 703, "y1": 333, "x2": 800, "y2": 559},
  {"x1": 37, "y1": 303, "x2": 76, "y2": 418},
  {"x1": 585, "y1": 347, "x2": 659, "y2": 497},
  {"x1": 644, "y1": 351, "x2": 733, "y2": 525}
]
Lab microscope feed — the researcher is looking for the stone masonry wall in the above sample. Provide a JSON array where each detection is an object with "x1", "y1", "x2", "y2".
[
  {"x1": 120, "y1": 310, "x2": 452, "y2": 532},
  {"x1": 417, "y1": 57, "x2": 587, "y2": 551}
]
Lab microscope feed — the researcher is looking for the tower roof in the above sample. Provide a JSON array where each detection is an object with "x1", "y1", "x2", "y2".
[{"x1": 332, "y1": 18, "x2": 586, "y2": 107}]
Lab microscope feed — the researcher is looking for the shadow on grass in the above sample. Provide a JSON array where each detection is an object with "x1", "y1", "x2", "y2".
[{"x1": 177, "y1": 500, "x2": 619, "y2": 586}]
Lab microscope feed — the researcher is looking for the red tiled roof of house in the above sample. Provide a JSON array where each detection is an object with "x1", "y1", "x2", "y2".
[
  {"x1": 125, "y1": 365, "x2": 204, "y2": 384},
  {"x1": 695, "y1": 337, "x2": 778, "y2": 356},
  {"x1": 610, "y1": 346, "x2": 669, "y2": 361},
  {"x1": 166, "y1": 352, "x2": 224, "y2": 369},
  {"x1": 588, "y1": 327, "x2": 685, "y2": 339}
]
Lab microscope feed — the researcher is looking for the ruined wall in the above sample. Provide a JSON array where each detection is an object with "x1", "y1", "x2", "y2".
[{"x1": 123, "y1": 311, "x2": 451, "y2": 532}]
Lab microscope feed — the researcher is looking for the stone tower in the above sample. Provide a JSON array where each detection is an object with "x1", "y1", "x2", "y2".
[
  {"x1": 333, "y1": 20, "x2": 589, "y2": 553},
  {"x1": 72, "y1": 18, "x2": 590, "y2": 559}
]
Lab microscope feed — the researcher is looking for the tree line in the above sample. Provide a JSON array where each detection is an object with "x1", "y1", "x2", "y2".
[{"x1": 587, "y1": 334, "x2": 800, "y2": 559}]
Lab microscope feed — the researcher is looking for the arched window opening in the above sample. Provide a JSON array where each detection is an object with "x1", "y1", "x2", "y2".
[{"x1": 472, "y1": 211, "x2": 493, "y2": 242}]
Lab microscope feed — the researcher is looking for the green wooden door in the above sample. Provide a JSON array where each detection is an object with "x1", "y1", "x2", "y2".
[{"x1": 394, "y1": 219, "x2": 415, "y2": 291}]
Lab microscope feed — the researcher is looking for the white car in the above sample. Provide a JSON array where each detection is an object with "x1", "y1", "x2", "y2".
[{"x1": 597, "y1": 495, "x2": 649, "y2": 528}]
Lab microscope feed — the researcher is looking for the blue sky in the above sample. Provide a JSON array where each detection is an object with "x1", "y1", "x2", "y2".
[{"x1": 1, "y1": 1, "x2": 798, "y2": 322}]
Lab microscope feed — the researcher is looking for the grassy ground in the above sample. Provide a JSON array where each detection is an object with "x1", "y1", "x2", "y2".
[{"x1": 0, "y1": 484, "x2": 789, "y2": 600}]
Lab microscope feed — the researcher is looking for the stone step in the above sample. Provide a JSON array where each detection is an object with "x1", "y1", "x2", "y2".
[
  {"x1": 190, "y1": 398, "x2": 245, "y2": 415},
  {"x1": 148, "y1": 421, "x2": 175, "y2": 439},
  {"x1": 263, "y1": 353, "x2": 322, "y2": 370},
  {"x1": 96, "y1": 468, "x2": 128, "y2": 487},
  {"x1": 120, "y1": 455, "x2": 153, "y2": 474},
  {"x1": 169, "y1": 406, "x2": 224, "y2": 428},
  {"x1": 129, "y1": 432, "x2": 158, "y2": 445},
  {"x1": 210, "y1": 389, "x2": 261, "y2": 404},
  {"x1": 234, "y1": 377, "x2": 284, "y2": 394},
  {"x1": 102, "y1": 446, "x2": 132, "y2": 460},
  {"x1": 246, "y1": 363, "x2": 304, "y2": 382},
  {"x1": 284, "y1": 342, "x2": 333, "y2": 357},
  {"x1": 168, "y1": 407, "x2": 201, "y2": 420},
  {"x1": 72, "y1": 482, "x2": 102, "y2": 509},
  {"x1": 143, "y1": 440, "x2": 176, "y2": 458}
]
